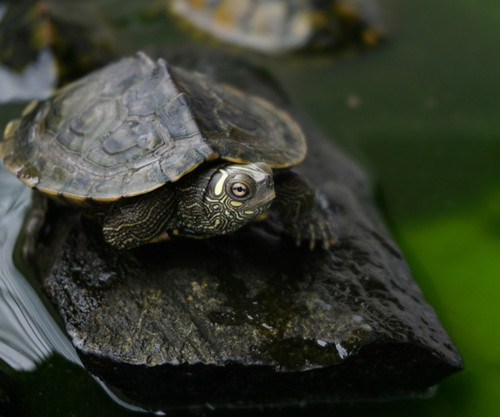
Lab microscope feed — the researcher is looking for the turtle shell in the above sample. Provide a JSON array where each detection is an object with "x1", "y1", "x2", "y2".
[
  {"x1": 169, "y1": 0, "x2": 387, "y2": 54},
  {"x1": 0, "y1": 52, "x2": 305, "y2": 204},
  {"x1": 170, "y1": 0, "x2": 313, "y2": 53}
]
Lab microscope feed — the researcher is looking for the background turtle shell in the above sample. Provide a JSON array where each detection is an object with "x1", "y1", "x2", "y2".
[
  {"x1": 0, "y1": 52, "x2": 305, "y2": 204},
  {"x1": 169, "y1": 0, "x2": 386, "y2": 53},
  {"x1": 170, "y1": 0, "x2": 313, "y2": 53}
]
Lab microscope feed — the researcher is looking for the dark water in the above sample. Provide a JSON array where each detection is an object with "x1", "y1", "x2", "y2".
[{"x1": 0, "y1": 0, "x2": 499, "y2": 415}]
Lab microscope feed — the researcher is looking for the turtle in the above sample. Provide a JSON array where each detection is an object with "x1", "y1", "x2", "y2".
[
  {"x1": 168, "y1": 0, "x2": 387, "y2": 54},
  {"x1": 0, "y1": 52, "x2": 335, "y2": 250}
]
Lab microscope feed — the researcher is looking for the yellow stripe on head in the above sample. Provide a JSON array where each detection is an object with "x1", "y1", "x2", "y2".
[{"x1": 214, "y1": 169, "x2": 228, "y2": 196}]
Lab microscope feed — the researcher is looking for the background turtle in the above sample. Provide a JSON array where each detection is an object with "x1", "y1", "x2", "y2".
[
  {"x1": 168, "y1": 0, "x2": 387, "y2": 54},
  {"x1": 0, "y1": 52, "x2": 335, "y2": 250}
]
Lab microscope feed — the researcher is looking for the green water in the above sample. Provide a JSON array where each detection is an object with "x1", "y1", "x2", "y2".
[{"x1": 0, "y1": 0, "x2": 499, "y2": 415}]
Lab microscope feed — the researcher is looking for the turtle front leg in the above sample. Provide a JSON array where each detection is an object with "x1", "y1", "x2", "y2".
[
  {"x1": 102, "y1": 185, "x2": 176, "y2": 250},
  {"x1": 273, "y1": 170, "x2": 336, "y2": 250}
]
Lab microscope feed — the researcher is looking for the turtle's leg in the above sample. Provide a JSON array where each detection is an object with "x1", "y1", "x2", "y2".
[
  {"x1": 102, "y1": 185, "x2": 176, "y2": 250},
  {"x1": 273, "y1": 170, "x2": 336, "y2": 250}
]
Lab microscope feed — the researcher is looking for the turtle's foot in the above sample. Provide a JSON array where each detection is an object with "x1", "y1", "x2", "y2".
[
  {"x1": 274, "y1": 170, "x2": 336, "y2": 250},
  {"x1": 287, "y1": 213, "x2": 336, "y2": 250}
]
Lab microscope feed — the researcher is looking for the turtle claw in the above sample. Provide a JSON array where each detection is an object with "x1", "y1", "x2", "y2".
[
  {"x1": 321, "y1": 222, "x2": 336, "y2": 250},
  {"x1": 321, "y1": 232, "x2": 336, "y2": 251},
  {"x1": 295, "y1": 232, "x2": 302, "y2": 247},
  {"x1": 289, "y1": 217, "x2": 335, "y2": 251},
  {"x1": 308, "y1": 224, "x2": 316, "y2": 250}
]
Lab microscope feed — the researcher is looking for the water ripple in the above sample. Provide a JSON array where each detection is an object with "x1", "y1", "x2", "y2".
[
  {"x1": 0, "y1": 165, "x2": 79, "y2": 370},
  {"x1": 0, "y1": 48, "x2": 56, "y2": 104}
]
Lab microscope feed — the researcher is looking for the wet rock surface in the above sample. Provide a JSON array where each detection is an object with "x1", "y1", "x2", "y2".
[
  {"x1": 29, "y1": 123, "x2": 462, "y2": 410},
  {"x1": 20, "y1": 52, "x2": 462, "y2": 411}
]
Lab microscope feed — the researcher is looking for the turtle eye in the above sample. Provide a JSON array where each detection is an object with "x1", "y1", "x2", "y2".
[{"x1": 230, "y1": 182, "x2": 250, "y2": 199}]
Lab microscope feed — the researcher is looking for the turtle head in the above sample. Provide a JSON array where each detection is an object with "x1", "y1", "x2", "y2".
[{"x1": 202, "y1": 162, "x2": 275, "y2": 234}]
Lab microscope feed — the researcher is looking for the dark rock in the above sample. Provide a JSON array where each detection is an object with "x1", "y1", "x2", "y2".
[
  {"x1": 22, "y1": 53, "x2": 462, "y2": 411},
  {"x1": 29, "y1": 121, "x2": 462, "y2": 411}
]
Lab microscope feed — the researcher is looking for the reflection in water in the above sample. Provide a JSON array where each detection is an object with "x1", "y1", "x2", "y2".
[
  {"x1": 0, "y1": 165, "x2": 79, "y2": 370},
  {"x1": 0, "y1": 2, "x2": 56, "y2": 103},
  {"x1": 0, "y1": 49, "x2": 56, "y2": 104},
  {"x1": 0, "y1": 165, "x2": 147, "y2": 413},
  {"x1": 0, "y1": 0, "x2": 55, "y2": 103}
]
